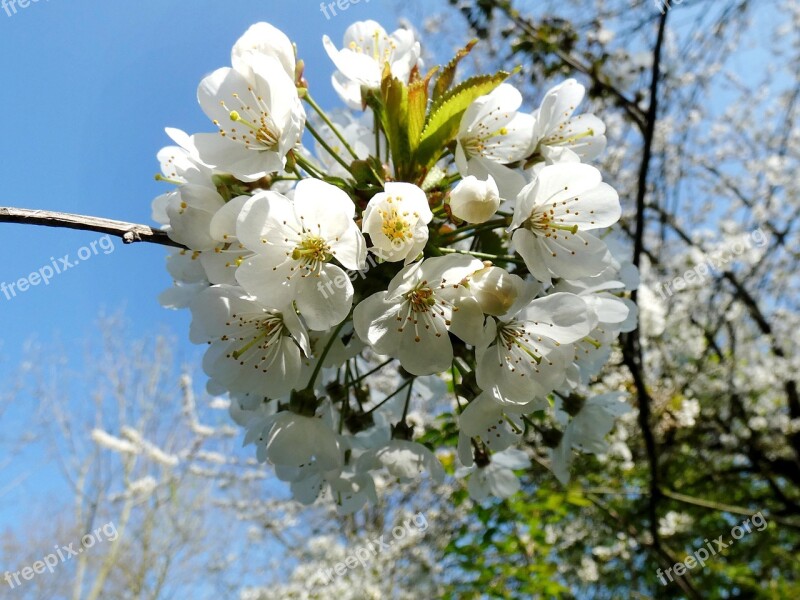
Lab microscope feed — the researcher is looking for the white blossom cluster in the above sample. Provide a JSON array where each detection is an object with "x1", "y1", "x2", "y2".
[{"x1": 151, "y1": 19, "x2": 637, "y2": 512}]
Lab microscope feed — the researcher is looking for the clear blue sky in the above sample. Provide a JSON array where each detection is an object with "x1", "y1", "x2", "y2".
[
  {"x1": 0, "y1": 0, "x2": 396, "y2": 552},
  {"x1": 0, "y1": 0, "x2": 395, "y2": 350}
]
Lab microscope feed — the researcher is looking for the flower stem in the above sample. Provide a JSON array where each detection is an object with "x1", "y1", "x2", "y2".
[
  {"x1": 364, "y1": 379, "x2": 413, "y2": 416},
  {"x1": 303, "y1": 92, "x2": 359, "y2": 159},
  {"x1": 373, "y1": 110, "x2": 380, "y2": 158},
  {"x1": 444, "y1": 219, "x2": 510, "y2": 244},
  {"x1": 436, "y1": 246, "x2": 526, "y2": 266},
  {"x1": 444, "y1": 173, "x2": 462, "y2": 186},
  {"x1": 452, "y1": 357, "x2": 473, "y2": 379},
  {"x1": 305, "y1": 122, "x2": 354, "y2": 175},
  {"x1": 400, "y1": 378, "x2": 415, "y2": 422},
  {"x1": 304, "y1": 321, "x2": 347, "y2": 392},
  {"x1": 293, "y1": 154, "x2": 325, "y2": 179},
  {"x1": 343, "y1": 358, "x2": 395, "y2": 389}
]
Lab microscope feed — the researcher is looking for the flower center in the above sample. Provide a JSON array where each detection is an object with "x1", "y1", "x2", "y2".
[
  {"x1": 348, "y1": 30, "x2": 398, "y2": 64},
  {"x1": 211, "y1": 87, "x2": 283, "y2": 152},
  {"x1": 379, "y1": 205, "x2": 413, "y2": 243},
  {"x1": 524, "y1": 209, "x2": 578, "y2": 237},
  {"x1": 543, "y1": 127, "x2": 596, "y2": 147},
  {"x1": 229, "y1": 109, "x2": 281, "y2": 151},
  {"x1": 255, "y1": 121, "x2": 281, "y2": 150},
  {"x1": 225, "y1": 312, "x2": 287, "y2": 369},
  {"x1": 461, "y1": 125, "x2": 509, "y2": 159},
  {"x1": 397, "y1": 280, "x2": 461, "y2": 343},
  {"x1": 406, "y1": 285, "x2": 436, "y2": 313},
  {"x1": 292, "y1": 235, "x2": 332, "y2": 265},
  {"x1": 498, "y1": 321, "x2": 543, "y2": 365}
]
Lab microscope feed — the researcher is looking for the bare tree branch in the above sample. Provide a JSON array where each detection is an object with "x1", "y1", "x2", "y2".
[
  {"x1": 490, "y1": 0, "x2": 648, "y2": 131},
  {"x1": 620, "y1": 7, "x2": 683, "y2": 595},
  {"x1": 0, "y1": 207, "x2": 185, "y2": 249}
]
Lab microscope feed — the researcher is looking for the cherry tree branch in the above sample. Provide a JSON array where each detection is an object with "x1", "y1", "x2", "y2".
[
  {"x1": 620, "y1": 6, "x2": 672, "y2": 588},
  {"x1": 0, "y1": 207, "x2": 185, "y2": 249},
  {"x1": 490, "y1": 0, "x2": 648, "y2": 131}
]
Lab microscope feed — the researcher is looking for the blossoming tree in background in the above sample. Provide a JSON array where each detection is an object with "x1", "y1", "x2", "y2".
[{"x1": 395, "y1": 0, "x2": 800, "y2": 597}]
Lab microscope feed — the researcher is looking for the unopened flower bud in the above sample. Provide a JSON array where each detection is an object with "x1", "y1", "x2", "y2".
[
  {"x1": 449, "y1": 175, "x2": 501, "y2": 224},
  {"x1": 471, "y1": 266, "x2": 520, "y2": 316}
]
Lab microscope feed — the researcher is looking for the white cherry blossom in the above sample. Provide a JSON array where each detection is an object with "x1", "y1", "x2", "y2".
[
  {"x1": 158, "y1": 250, "x2": 208, "y2": 309},
  {"x1": 197, "y1": 195, "x2": 252, "y2": 285},
  {"x1": 323, "y1": 20, "x2": 421, "y2": 108},
  {"x1": 457, "y1": 448, "x2": 531, "y2": 501},
  {"x1": 236, "y1": 180, "x2": 367, "y2": 330},
  {"x1": 195, "y1": 56, "x2": 305, "y2": 181},
  {"x1": 231, "y1": 21, "x2": 296, "y2": 81},
  {"x1": 362, "y1": 182, "x2": 433, "y2": 264},
  {"x1": 455, "y1": 84, "x2": 535, "y2": 198},
  {"x1": 156, "y1": 128, "x2": 213, "y2": 186},
  {"x1": 353, "y1": 255, "x2": 485, "y2": 375},
  {"x1": 549, "y1": 393, "x2": 631, "y2": 484},
  {"x1": 327, "y1": 470, "x2": 378, "y2": 515},
  {"x1": 468, "y1": 266, "x2": 540, "y2": 317},
  {"x1": 510, "y1": 162, "x2": 621, "y2": 284},
  {"x1": 189, "y1": 285, "x2": 310, "y2": 399},
  {"x1": 357, "y1": 440, "x2": 445, "y2": 483},
  {"x1": 153, "y1": 183, "x2": 225, "y2": 251},
  {"x1": 457, "y1": 391, "x2": 524, "y2": 467},
  {"x1": 449, "y1": 175, "x2": 501, "y2": 224},
  {"x1": 147, "y1": 18, "x2": 634, "y2": 514},
  {"x1": 530, "y1": 78, "x2": 607, "y2": 162},
  {"x1": 245, "y1": 410, "x2": 344, "y2": 473},
  {"x1": 477, "y1": 292, "x2": 597, "y2": 406}
]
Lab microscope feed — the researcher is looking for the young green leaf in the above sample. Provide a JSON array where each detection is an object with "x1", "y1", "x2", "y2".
[
  {"x1": 432, "y1": 39, "x2": 479, "y2": 101},
  {"x1": 416, "y1": 71, "x2": 511, "y2": 168}
]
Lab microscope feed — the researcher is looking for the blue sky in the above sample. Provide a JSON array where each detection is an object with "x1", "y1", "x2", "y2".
[
  {"x1": 0, "y1": 0, "x2": 395, "y2": 351},
  {"x1": 0, "y1": 0, "x2": 396, "y2": 551}
]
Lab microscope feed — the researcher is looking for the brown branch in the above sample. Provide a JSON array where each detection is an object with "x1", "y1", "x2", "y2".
[
  {"x1": 621, "y1": 6, "x2": 669, "y2": 569},
  {"x1": 491, "y1": 0, "x2": 648, "y2": 131},
  {"x1": 0, "y1": 207, "x2": 185, "y2": 249}
]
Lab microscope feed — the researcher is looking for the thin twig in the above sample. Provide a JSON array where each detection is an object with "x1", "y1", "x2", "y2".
[{"x1": 0, "y1": 207, "x2": 184, "y2": 249}]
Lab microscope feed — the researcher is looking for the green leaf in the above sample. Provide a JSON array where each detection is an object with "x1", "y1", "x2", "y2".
[
  {"x1": 380, "y1": 67, "x2": 413, "y2": 179},
  {"x1": 415, "y1": 71, "x2": 511, "y2": 168},
  {"x1": 408, "y1": 83, "x2": 428, "y2": 149},
  {"x1": 565, "y1": 489, "x2": 592, "y2": 507},
  {"x1": 432, "y1": 39, "x2": 478, "y2": 101},
  {"x1": 475, "y1": 230, "x2": 504, "y2": 256},
  {"x1": 407, "y1": 68, "x2": 438, "y2": 154}
]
